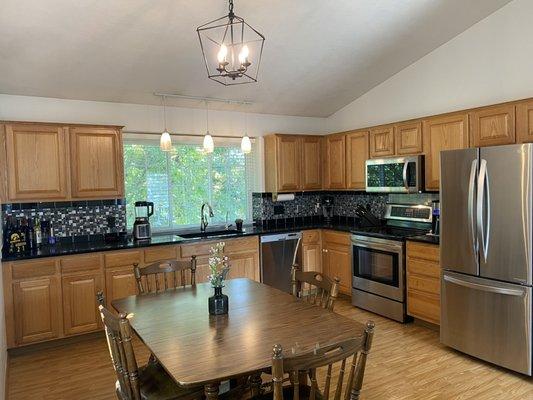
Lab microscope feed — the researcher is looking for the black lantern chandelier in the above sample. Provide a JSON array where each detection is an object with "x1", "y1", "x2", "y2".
[{"x1": 197, "y1": 0, "x2": 265, "y2": 85}]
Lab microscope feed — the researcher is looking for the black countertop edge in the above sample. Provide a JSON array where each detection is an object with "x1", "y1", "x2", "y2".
[
  {"x1": 1, "y1": 225, "x2": 439, "y2": 262},
  {"x1": 407, "y1": 234, "x2": 440, "y2": 245}
]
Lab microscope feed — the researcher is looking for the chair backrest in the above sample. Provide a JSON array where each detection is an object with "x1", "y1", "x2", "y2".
[
  {"x1": 134, "y1": 256, "x2": 197, "y2": 294},
  {"x1": 291, "y1": 264, "x2": 340, "y2": 311},
  {"x1": 271, "y1": 321, "x2": 375, "y2": 400},
  {"x1": 97, "y1": 293, "x2": 141, "y2": 400}
]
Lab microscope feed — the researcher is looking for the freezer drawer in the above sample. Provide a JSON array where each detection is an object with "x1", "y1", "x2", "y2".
[{"x1": 441, "y1": 271, "x2": 532, "y2": 375}]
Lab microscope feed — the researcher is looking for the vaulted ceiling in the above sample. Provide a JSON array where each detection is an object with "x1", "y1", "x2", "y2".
[{"x1": 0, "y1": 0, "x2": 513, "y2": 117}]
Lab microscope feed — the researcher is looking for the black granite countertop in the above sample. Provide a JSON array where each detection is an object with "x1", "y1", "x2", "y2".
[
  {"x1": 2, "y1": 221, "x2": 439, "y2": 262},
  {"x1": 407, "y1": 234, "x2": 440, "y2": 245}
]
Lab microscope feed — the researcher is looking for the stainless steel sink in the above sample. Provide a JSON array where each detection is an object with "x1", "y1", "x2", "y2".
[{"x1": 175, "y1": 229, "x2": 241, "y2": 239}]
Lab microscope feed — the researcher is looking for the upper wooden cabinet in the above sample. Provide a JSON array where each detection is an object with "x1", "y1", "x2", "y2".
[
  {"x1": 5, "y1": 124, "x2": 69, "y2": 201},
  {"x1": 324, "y1": 134, "x2": 346, "y2": 189},
  {"x1": 264, "y1": 134, "x2": 322, "y2": 192},
  {"x1": 516, "y1": 100, "x2": 533, "y2": 143},
  {"x1": 369, "y1": 126, "x2": 394, "y2": 158},
  {"x1": 423, "y1": 113, "x2": 469, "y2": 191},
  {"x1": 395, "y1": 121, "x2": 423, "y2": 155},
  {"x1": 70, "y1": 126, "x2": 124, "y2": 198},
  {"x1": 470, "y1": 104, "x2": 516, "y2": 147},
  {"x1": 345, "y1": 130, "x2": 369, "y2": 190}
]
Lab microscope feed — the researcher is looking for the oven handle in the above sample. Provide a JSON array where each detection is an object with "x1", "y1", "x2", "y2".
[{"x1": 352, "y1": 241, "x2": 403, "y2": 254}]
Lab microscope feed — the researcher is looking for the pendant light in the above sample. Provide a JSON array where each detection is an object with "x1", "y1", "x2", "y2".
[
  {"x1": 159, "y1": 96, "x2": 172, "y2": 152},
  {"x1": 241, "y1": 111, "x2": 251, "y2": 154},
  {"x1": 203, "y1": 101, "x2": 214, "y2": 153}
]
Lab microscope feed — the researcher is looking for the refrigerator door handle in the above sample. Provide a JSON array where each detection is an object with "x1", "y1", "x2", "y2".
[
  {"x1": 468, "y1": 159, "x2": 478, "y2": 254},
  {"x1": 443, "y1": 274, "x2": 525, "y2": 297},
  {"x1": 402, "y1": 161, "x2": 409, "y2": 191},
  {"x1": 477, "y1": 159, "x2": 491, "y2": 262}
]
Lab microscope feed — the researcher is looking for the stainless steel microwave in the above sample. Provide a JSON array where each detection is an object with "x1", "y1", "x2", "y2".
[{"x1": 365, "y1": 155, "x2": 424, "y2": 193}]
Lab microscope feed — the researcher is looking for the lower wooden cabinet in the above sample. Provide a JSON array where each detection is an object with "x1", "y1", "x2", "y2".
[
  {"x1": 301, "y1": 230, "x2": 322, "y2": 273},
  {"x1": 406, "y1": 241, "x2": 440, "y2": 325},
  {"x1": 104, "y1": 250, "x2": 143, "y2": 304},
  {"x1": 322, "y1": 230, "x2": 351, "y2": 295},
  {"x1": 62, "y1": 272, "x2": 103, "y2": 335}
]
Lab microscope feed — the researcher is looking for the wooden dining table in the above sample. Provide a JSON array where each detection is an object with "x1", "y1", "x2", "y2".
[{"x1": 112, "y1": 278, "x2": 367, "y2": 399}]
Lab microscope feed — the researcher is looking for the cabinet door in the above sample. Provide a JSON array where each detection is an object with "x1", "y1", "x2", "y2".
[
  {"x1": 516, "y1": 100, "x2": 533, "y2": 143},
  {"x1": 322, "y1": 231, "x2": 351, "y2": 295},
  {"x1": 470, "y1": 104, "x2": 515, "y2": 147},
  {"x1": 276, "y1": 135, "x2": 300, "y2": 191},
  {"x1": 228, "y1": 251, "x2": 260, "y2": 282},
  {"x1": 423, "y1": 113, "x2": 469, "y2": 191},
  {"x1": 301, "y1": 136, "x2": 322, "y2": 190},
  {"x1": 70, "y1": 126, "x2": 124, "y2": 198},
  {"x1": 369, "y1": 126, "x2": 394, "y2": 158},
  {"x1": 13, "y1": 276, "x2": 62, "y2": 345},
  {"x1": 395, "y1": 121, "x2": 423, "y2": 155},
  {"x1": 346, "y1": 130, "x2": 369, "y2": 190},
  {"x1": 62, "y1": 272, "x2": 104, "y2": 335},
  {"x1": 105, "y1": 266, "x2": 138, "y2": 303},
  {"x1": 324, "y1": 135, "x2": 346, "y2": 189},
  {"x1": 302, "y1": 243, "x2": 322, "y2": 273},
  {"x1": 5, "y1": 124, "x2": 68, "y2": 200}
]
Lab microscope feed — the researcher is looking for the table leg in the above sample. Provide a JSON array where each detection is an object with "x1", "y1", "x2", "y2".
[
  {"x1": 205, "y1": 382, "x2": 220, "y2": 400},
  {"x1": 250, "y1": 373, "x2": 262, "y2": 397}
]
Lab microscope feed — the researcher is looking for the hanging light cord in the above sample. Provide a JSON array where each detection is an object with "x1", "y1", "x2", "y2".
[
  {"x1": 205, "y1": 100, "x2": 210, "y2": 133},
  {"x1": 228, "y1": 0, "x2": 234, "y2": 18},
  {"x1": 162, "y1": 96, "x2": 168, "y2": 132}
]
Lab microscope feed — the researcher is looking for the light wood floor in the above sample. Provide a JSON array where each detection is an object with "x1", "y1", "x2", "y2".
[{"x1": 7, "y1": 298, "x2": 533, "y2": 400}]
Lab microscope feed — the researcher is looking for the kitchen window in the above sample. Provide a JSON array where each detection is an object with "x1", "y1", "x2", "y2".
[{"x1": 123, "y1": 133, "x2": 258, "y2": 231}]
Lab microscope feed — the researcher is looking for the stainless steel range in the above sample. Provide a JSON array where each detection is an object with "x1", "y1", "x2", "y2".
[{"x1": 351, "y1": 204, "x2": 432, "y2": 322}]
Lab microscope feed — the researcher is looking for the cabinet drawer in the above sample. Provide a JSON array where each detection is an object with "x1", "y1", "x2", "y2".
[
  {"x1": 302, "y1": 230, "x2": 320, "y2": 245},
  {"x1": 61, "y1": 254, "x2": 101, "y2": 274},
  {"x1": 104, "y1": 250, "x2": 142, "y2": 268},
  {"x1": 407, "y1": 290, "x2": 440, "y2": 324},
  {"x1": 322, "y1": 230, "x2": 350, "y2": 246},
  {"x1": 407, "y1": 274, "x2": 440, "y2": 296},
  {"x1": 224, "y1": 237, "x2": 258, "y2": 254},
  {"x1": 407, "y1": 258, "x2": 440, "y2": 279},
  {"x1": 12, "y1": 259, "x2": 58, "y2": 280},
  {"x1": 407, "y1": 241, "x2": 439, "y2": 262},
  {"x1": 144, "y1": 246, "x2": 178, "y2": 263}
]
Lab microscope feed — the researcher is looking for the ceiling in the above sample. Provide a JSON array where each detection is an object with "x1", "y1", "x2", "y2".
[{"x1": 0, "y1": 0, "x2": 513, "y2": 117}]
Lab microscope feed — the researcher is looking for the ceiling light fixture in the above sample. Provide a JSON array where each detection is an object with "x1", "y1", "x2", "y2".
[
  {"x1": 203, "y1": 101, "x2": 214, "y2": 153},
  {"x1": 241, "y1": 111, "x2": 251, "y2": 154},
  {"x1": 159, "y1": 96, "x2": 172, "y2": 152},
  {"x1": 197, "y1": 0, "x2": 265, "y2": 86}
]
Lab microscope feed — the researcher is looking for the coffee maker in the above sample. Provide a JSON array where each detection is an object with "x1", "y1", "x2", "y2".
[{"x1": 133, "y1": 201, "x2": 154, "y2": 240}]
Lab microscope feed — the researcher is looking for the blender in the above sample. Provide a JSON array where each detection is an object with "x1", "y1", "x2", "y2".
[{"x1": 133, "y1": 201, "x2": 154, "y2": 240}]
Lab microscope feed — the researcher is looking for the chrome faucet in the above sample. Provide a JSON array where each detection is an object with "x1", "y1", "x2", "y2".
[{"x1": 200, "y1": 202, "x2": 214, "y2": 232}]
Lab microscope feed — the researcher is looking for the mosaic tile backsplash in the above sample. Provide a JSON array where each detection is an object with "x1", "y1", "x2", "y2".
[
  {"x1": 252, "y1": 191, "x2": 439, "y2": 222},
  {"x1": 1, "y1": 200, "x2": 127, "y2": 239}
]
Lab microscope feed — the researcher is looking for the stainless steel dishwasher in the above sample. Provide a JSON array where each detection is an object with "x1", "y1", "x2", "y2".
[{"x1": 260, "y1": 232, "x2": 302, "y2": 293}]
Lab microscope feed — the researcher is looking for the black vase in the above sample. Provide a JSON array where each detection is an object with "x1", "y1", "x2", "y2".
[{"x1": 208, "y1": 286, "x2": 229, "y2": 315}]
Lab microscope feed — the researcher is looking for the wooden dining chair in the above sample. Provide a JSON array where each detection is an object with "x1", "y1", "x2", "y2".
[
  {"x1": 265, "y1": 321, "x2": 375, "y2": 400},
  {"x1": 96, "y1": 293, "x2": 204, "y2": 400},
  {"x1": 291, "y1": 264, "x2": 340, "y2": 311},
  {"x1": 134, "y1": 256, "x2": 197, "y2": 294}
]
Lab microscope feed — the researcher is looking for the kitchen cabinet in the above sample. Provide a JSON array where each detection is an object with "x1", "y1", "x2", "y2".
[
  {"x1": 5, "y1": 123, "x2": 69, "y2": 201},
  {"x1": 345, "y1": 130, "x2": 369, "y2": 190},
  {"x1": 470, "y1": 104, "x2": 515, "y2": 147},
  {"x1": 103, "y1": 250, "x2": 142, "y2": 304},
  {"x1": 264, "y1": 134, "x2": 323, "y2": 192},
  {"x1": 70, "y1": 126, "x2": 124, "y2": 199},
  {"x1": 395, "y1": 121, "x2": 423, "y2": 155},
  {"x1": 369, "y1": 125, "x2": 394, "y2": 158},
  {"x1": 406, "y1": 241, "x2": 440, "y2": 325},
  {"x1": 324, "y1": 134, "x2": 346, "y2": 189},
  {"x1": 516, "y1": 100, "x2": 533, "y2": 143},
  {"x1": 423, "y1": 113, "x2": 469, "y2": 191},
  {"x1": 301, "y1": 230, "x2": 322, "y2": 273},
  {"x1": 0, "y1": 125, "x2": 8, "y2": 203},
  {"x1": 322, "y1": 230, "x2": 351, "y2": 295},
  {"x1": 228, "y1": 251, "x2": 260, "y2": 281},
  {"x1": 4, "y1": 259, "x2": 63, "y2": 347}
]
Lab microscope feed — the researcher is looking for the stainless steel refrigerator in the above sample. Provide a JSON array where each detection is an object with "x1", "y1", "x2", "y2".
[{"x1": 440, "y1": 144, "x2": 532, "y2": 375}]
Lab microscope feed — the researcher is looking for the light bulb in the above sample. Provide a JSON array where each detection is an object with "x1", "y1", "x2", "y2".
[
  {"x1": 217, "y1": 44, "x2": 228, "y2": 63},
  {"x1": 238, "y1": 45, "x2": 249, "y2": 64},
  {"x1": 160, "y1": 131, "x2": 172, "y2": 152},
  {"x1": 203, "y1": 132, "x2": 214, "y2": 153},
  {"x1": 241, "y1": 134, "x2": 251, "y2": 154}
]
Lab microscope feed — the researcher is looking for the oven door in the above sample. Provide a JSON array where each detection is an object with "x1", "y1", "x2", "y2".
[
  {"x1": 365, "y1": 156, "x2": 423, "y2": 193},
  {"x1": 351, "y1": 235, "x2": 404, "y2": 301}
]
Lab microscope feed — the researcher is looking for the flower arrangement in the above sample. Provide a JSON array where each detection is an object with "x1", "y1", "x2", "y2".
[{"x1": 207, "y1": 242, "x2": 230, "y2": 288}]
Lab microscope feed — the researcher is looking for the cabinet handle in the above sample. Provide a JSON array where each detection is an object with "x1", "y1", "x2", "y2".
[{"x1": 322, "y1": 249, "x2": 328, "y2": 253}]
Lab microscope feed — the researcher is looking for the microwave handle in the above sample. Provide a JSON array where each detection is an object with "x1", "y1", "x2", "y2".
[{"x1": 402, "y1": 162, "x2": 409, "y2": 191}]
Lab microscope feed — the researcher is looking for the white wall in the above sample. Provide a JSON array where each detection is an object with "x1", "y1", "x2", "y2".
[{"x1": 328, "y1": 0, "x2": 533, "y2": 131}]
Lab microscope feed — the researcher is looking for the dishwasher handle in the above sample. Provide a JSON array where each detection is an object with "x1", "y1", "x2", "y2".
[{"x1": 260, "y1": 232, "x2": 303, "y2": 243}]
